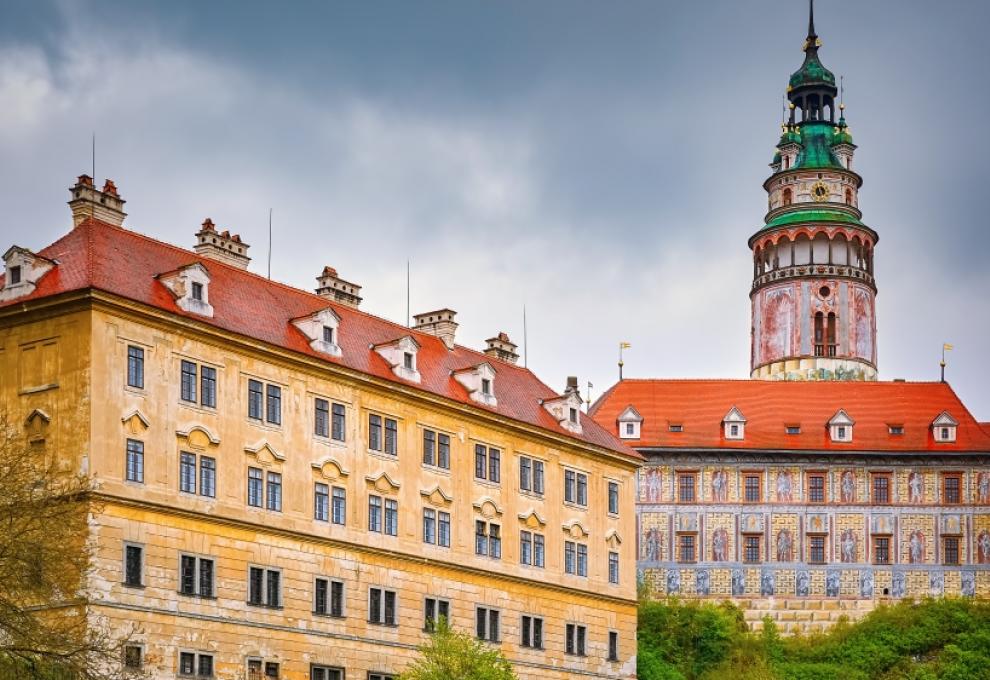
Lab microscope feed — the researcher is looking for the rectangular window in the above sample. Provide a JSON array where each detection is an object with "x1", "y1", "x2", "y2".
[
  {"x1": 520, "y1": 456, "x2": 531, "y2": 491},
  {"x1": 369, "y1": 495, "x2": 382, "y2": 533},
  {"x1": 248, "y1": 379, "x2": 263, "y2": 420},
  {"x1": 191, "y1": 282, "x2": 203, "y2": 301},
  {"x1": 533, "y1": 460, "x2": 544, "y2": 495},
  {"x1": 266, "y1": 472, "x2": 282, "y2": 511},
  {"x1": 264, "y1": 662, "x2": 279, "y2": 679},
  {"x1": 608, "y1": 631, "x2": 619, "y2": 662},
  {"x1": 266, "y1": 384, "x2": 281, "y2": 425},
  {"x1": 809, "y1": 536, "x2": 826, "y2": 564},
  {"x1": 124, "y1": 544, "x2": 142, "y2": 587},
  {"x1": 534, "y1": 533, "x2": 545, "y2": 568},
  {"x1": 384, "y1": 418, "x2": 398, "y2": 455},
  {"x1": 489, "y1": 447, "x2": 500, "y2": 483},
  {"x1": 475, "y1": 521, "x2": 499, "y2": 558},
  {"x1": 369, "y1": 587, "x2": 397, "y2": 625},
  {"x1": 566, "y1": 623, "x2": 587, "y2": 656},
  {"x1": 609, "y1": 551, "x2": 620, "y2": 584},
  {"x1": 200, "y1": 366, "x2": 217, "y2": 408},
  {"x1": 577, "y1": 544, "x2": 588, "y2": 577},
  {"x1": 9, "y1": 265, "x2": 21, "y2": 284},
  {"x1": 124, "y1": 645, "x2": 143, "y2": 669},
  {"x1": 249, "y1": 567, "x2": 264, "y2": 605},
  {"x1": 310, "y1": 667, "x2": 344, "y2": 680},
  {"x1": 331, "y1": 403, "x2": 346, "y2": 441},
  {"x1": 423, "y1": 429, "x2": 436, "y2": 466},
  {"x1": 872, "y1": 473, "x2": 891, "y2": 505},
  {"x1": 199, "y1": 558, "x2": 214, "y2": 598},
  {"x1": 944, "y1": 537, "x2": 960, "y2": 565},
  {"x1": 179, "y1": 652, "x2": 212, "y2": 677},
  {"x1": 438, "y1": 432, "x2": 450, "y2": 469},
  {"x1": 323, "y1": 325, "x2": 334, "y2": 344},
  {"x1": 199, "y1": 456, "x2": 216, "y2": 497},
  {"x1": 809, "y1": 474, "x2": 826, "y2": 504},
  {"x1": 403, "y1": 352, "x2": 414, "y2": 370},
  {"x1": 180, "y1": 555, "x2": 196, "y2": 596},
  {"x1": 873, "y1": 536, "x2": 890, "y2": 565},
  {"x1": 521, "y1": 615, "x2": 544, "y2": 649},
  {"x1": 180, "y1": 452, "x2": 197, "y2": 494},
  {"x1": 476, "y1": 607, "x2": 500, "y2": 642},
  {"x1": 608, "y1": 481, "x2": 620, "y2": 514},
  {"x1": 198, "y1": 654, "x2": 213, "y2": 678},
  {"x1": 786, "y1": 425, "x2": 801, "y2": 435},
  {"x1": 180, "y1": 360, "x2": 197, "y2": 403},
  {"x1": 127, "y1": 345, "x2": 144, "y2": 389},
  {"x1": 125, "y1": 439, "x2": 144, "y2": 483},
  {"x1": 384, "y1": 499, "x2": 398, "y2": 536},
  {"x1": 943, "y1": 474, "x2": 962, "y2": 504},
  {"x1": 424, "y1": 597, "x2": 450, "y2": 631},
  {"x1": 564, "y1": 541, "x2": 576, "y2": 574},
  {"x1": 314, "y1": 483, "x2": 329, "y2": 522},
  {"x1": 678, "y1": 473, "x2": 696, "y2": 503},
  {"x1": 744, "y1": 474, "x2": 761, "y2": 503},
  {"x1": 577, "y1": 472, "x2": 587, "y2": 506},
  {"x1": 179, "y1": 652, "x2": 195, "y2": 676},
  {"x1": 314, "y1": 579, "x2": 344, "y2": 617},
  {"x1": 266, "y1": 570, "x2": 281, "y2": 608},
  {"x1": 179, "y1": 555, "x2": 214, "y2": 598},
  {"x1": 475, "y1": 520, "x2": 487, "y2": 556},
  {"x1": 423, "y1": 508, "x2": 436, "y2": 544},
  {"x1": 678, "y1": 534, "x2": 697, "y2": 563},
  {"x1": 315, "y1": 398, "x2": 330, "y2": 438},
  {"x1": 564, "y1": 469, "x2": 587, "y2": 505},
  {"x1": 369, "y1": 414, "x2": 382, "y2": 451},
  {"x1": 744, "y1": 535, "x2": 761, "y2": 563},
  {"x1": 520, "y1": 531, "x2": 532, "y2": 565},
  {"x1": 475, "y1": 444, "x2": 487, "y2": 480},
  {"x1": 438, "y1": 511, "x2": 451, "y2": 548},
  {"x1": 489, "y1": 523, "x2": 501, "y2": 558},
  {"x1": 331, "y1": 486, "x2": 346, "y2": 525},
  {"x1": 247, "y1": 467, "x2": 263, "y2": 507}
]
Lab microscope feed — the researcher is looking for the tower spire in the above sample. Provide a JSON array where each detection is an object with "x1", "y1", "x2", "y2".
[{"x1": 808, "y1": 0, "x2": 816, "y2": 40}]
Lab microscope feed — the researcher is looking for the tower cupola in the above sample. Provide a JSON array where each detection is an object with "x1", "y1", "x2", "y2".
[{"x1": 787, "y1": 0, "x2": 838, "y2": 125}]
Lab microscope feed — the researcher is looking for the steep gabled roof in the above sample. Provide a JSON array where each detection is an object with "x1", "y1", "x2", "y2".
[
  {"x1": 0, "y1": 219, "x2": 637, "y2": 460},
  {"x1": 590, "y1": 379, "x2": 990, "y2": 453}
]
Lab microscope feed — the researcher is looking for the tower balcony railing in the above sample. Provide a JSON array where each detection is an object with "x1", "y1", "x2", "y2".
[
  {"x1": 814, "y1": 344, "x2": 838, "y2": 358},
  {"x1": 752, "y1": 263, "x2": 875, "y2": 292}
]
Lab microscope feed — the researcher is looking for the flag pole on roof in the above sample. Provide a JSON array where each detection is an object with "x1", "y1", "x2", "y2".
[
  {"x1": 619, "y1": 342, "x2": 631, "y2": 380},
  {"x1": 941, "y1": 342, "x2": 953, "y2": 383}
]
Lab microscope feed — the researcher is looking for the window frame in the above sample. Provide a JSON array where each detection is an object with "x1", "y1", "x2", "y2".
[
  {"x1": 247, "y1": 565, "x2": 282, "y2": 608},
  {"x1": 943, "y1": 536, "x2": 960, "y2": 565},
  {"x1": 423, "y1": 596, "x2": 450, "y2": 632},
  {"x1": 125, "y1": 439, "x2": 144, "y2": 483},
  {"x1": 871, "y1": 472, "x2": 892, "y2": 505},
  {"x1": 872, "y1": 535, "x2": 891, "y2": 565},
  {"x1": 123, "y1": 542, "x2": 144, "y2": 588},
  {"x1": 807, "y1": 471, "x2": 827, "y2": 504},
  {"x1": 314, "y1": 482, "x2": 330, "y2": 522},
  {"x1": 313, "y1": 576, "x2": 345, "y2": 618},
  {"x1": 808, "y1": 535, "x2": 826, "y2": 564},
  {"x1": 608, "y1": 480, "x2": 620, "y2": 515},
  {"x1": 368, "y1": 586, "x2": 398, "y2": 626},
  {"x1": 565, "y1": 623, "x2": 587, "y2": 657},
  {"x1": 743, "y1": 534, "x2": 762, "y2": 564},
  {"x1": 608, "y1": 550, "x2": 620, "y2": 584},
  {"x1": 677, "y1": 533, "x2": 697, "y2": 563},
  {"x1": 942, "y1": 472, "x2": 963, "y2": 505},
  {"x1": 475, "y1": 606, "x2": 501, "y2": 642},
  {"x1": 677, "y1": 471, "x2": 697, "y2": 503},
  {"x1": 178, "y1": 553, "x2": 215, "y2": 599},
  {"x1": 743, "y1": 471, "x2": 762, "y2": 504},
  {"x1": 126, "y1": 345, "x2": 145, "y2": 389},
  {"x1": 520, "y1": 614, "x2": 544, "y2": 649}
]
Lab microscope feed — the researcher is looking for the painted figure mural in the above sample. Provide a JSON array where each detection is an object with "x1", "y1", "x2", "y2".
[
  {"x1": 909, "y1": 530, "x2": 926, "y2": 564},
  {"x1": 908, "y1": 471, "x2": 924, "y2": 504},
  {"x1": 641, "y1": 527, "x2": 662, "y2": 562},
  {"x1": 840, "y1": 470, "x2": 856, "y2": 503},
  {"x1": 761, "y1": 570, "x2": 775, "y2": 596},
  {"x1": 796, "y1": 570, "x2": 810, "y2": 597},
  {"x1": 840, "y1": 529, "x2": 857, "y2": 563},
  {"x1": 962, "y1": 572, "x2": 976, "y2": 598},
  {"x1": 776, "y1": 528, "x2": 793, "y2": 562},
  {"x1": 978, "y1": 472, "x2": 990, "y2": 504},
  {"x1": 826, "y1": 570, "x2": 841, "y2": 597},
  {"x1": 930, "y1": 571, "x2": 944, "y2": 596},
  {"x1": 860, "y1": 570, "x2": 874, "y2": 598},
  {"x1": 731, "y1": 569, "x2": 745, "y2": 597},
  {"x1": 892, "y1": 572, "x2": 906, "y2": 598},
  {"x1": 667, "y1": 569, "x2": 681, "y2": 595},
  {"x1": 978, "y1": 529, "x2": 990, "y2": 564},
  {"x1": 696, "y1": 570, "x2": 710, "y2": 596},
  {"x1": 760, "y1": 287, "x2": 794, "y2": 364},
  {"x1": 711, "y1": 469, "x2": 728, "y2": 503},
  {"x1": 853, "y1": 286, "x2": 875, "y2": 363},
  {"x1": 776, "y1": 470, "x2": 793, "y2": 502},
  {"x1": 640, "y1": 468, "x2": 662, "y2": 503},
  {"x1": 712, "y1": 528, "x2": 729, "y2": 562}
]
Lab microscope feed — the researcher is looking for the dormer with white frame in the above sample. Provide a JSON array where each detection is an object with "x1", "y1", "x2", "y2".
[
  {"x1": 617, "y1": 405, "x2": 643, "y2": 440},
  {"x1": 292, "y1": 307, "x2": 342, "y2": 358},
  {"x1": 542, "y1": 377, "x2": 583, "y2": 435},
  {"x1": 452, "y1": 362, "x2": 497, "y2": 407},
  {"x1": 932, "y1": 411, "x2": 958, "y2": 443},
  {"x1": 1, "y1": 246, "x2": 56, "y2": 302},
  {"x1": 828, "y1": 409, "x2": 855, "y2": 443},
  {"x1": 373, "y1": 335, "x2": 421, "y2": 383},
  {"x1": 157, "y1": 262, "x2": 214, "y2": 317},
  {"x1": 723, "y1": 406, "x2": 746, "y2": 440}
]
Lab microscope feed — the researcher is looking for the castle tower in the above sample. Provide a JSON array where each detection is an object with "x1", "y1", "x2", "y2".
[{"x1": 750, "y1": 0, "x2": 878, "y2": 382}]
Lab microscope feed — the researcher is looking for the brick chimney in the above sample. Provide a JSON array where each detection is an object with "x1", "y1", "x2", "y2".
[
  {"x1": 484, "y1": 332, "x2": 519, "y2": 364},
  {"x1": 68, "y1": 175, "x2": 127, "y2": 227},
  {"x1": 194, "y1": 219, "x2": 251, "y2": 270},
  {"x1": 315, "y1": 266, "x2": 362, "y2": 308},
  {"x1": 565, "y1": 376, "x2": 580, "y2": 396},
  {"x1": 413, "y1": 309, "x2": 458, "y2": 349}
]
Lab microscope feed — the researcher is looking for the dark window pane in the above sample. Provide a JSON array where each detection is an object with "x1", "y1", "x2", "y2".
[
  {"x1": 248, "y1": 380, "x2": 263, "y2": 419},
  {"x1": 200, "y1": 457, "x2": 216, "y2": 497},
  {"x1": 384, "y1": 418, "x2": 398, "y2": 455},
  {"x1": 331, "y1": 403, "x2": 346, "y2": 441},
  {"x1": 200, "y1": 366, "x2": 216, "y2": 408},
  {"x1": 180, "y1": 452, "x2": 196, "y2": 493},
  {"x1": 125, "y1": 545, "x2": 142, "y2": 586},
  {"x1": 126, "y1": 439, "x2": 144, "y2": 483},
  {"x1": 180, "y1": 361, "x2": 197, "y2": 402},
  {"x1": 127, "y1": 346, "x2": 144, "y2": 388},
  {"x1": 266, "y1": 384, "x2": 281, "y2": 425},
  {"x1": 315, "y1": 398, "x2": 329, "y2": 437}
]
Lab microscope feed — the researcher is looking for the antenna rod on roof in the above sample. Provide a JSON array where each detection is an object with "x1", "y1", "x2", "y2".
[
  {"x1": 91, "y1": 133, "x2": 95, "y2": 183},
  {"x1": 406, "y1": 259, "x2": 410, "y2": 328},
  {"x1": 523, "y1": 303, "x2": 528, "y2": 369},
  {"x1": 267, "y1": 208, "x2": 273, "y2": 279}
]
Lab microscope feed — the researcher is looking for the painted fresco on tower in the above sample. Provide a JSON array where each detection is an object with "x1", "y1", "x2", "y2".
[
  {"x1": 853, "y1": 286, "x2": 875, "y2": 363},
  {"x1": 760, "y1": 286, "x2": 795, "y2": 365}
]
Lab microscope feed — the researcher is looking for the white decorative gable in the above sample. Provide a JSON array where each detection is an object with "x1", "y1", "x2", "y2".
[
  {"x1": 292, "y1": 307, "x2": 342, "y2": 358},
  {"x1": 1, "y1": 246, "x2": 56, "y2": 302},
  {"x1": 617, "y1": 405, "x2": 643, "y2": 440},
  {"x1": 723, "y1": 406, "x2": 746, "y2": 440},
  {"x1": 452, "y1": 362, "x2": 497, "y2": 407},
  {"x1": 542, "y1": 391, "x2": 583, "y2": 435},
  {"x1": 373, "y1": 335, "x2": 421, "y2": 383},
  {"x1": 157, "y1": 262, "x2": 214, "y2": 317},
  {"x1": 828, "y1": 409, "x2": 855, "y2": 442},
  {"x1": 932, "y1": 411, "x2": 958, "y2": 443}
]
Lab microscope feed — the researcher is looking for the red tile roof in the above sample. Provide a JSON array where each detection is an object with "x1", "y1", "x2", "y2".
[
  {"x1": 2, "y1": 219, "x2": 637, "y2": 459},
  {"x1": 589, "y1": 379, "x2": 990, "y2": 453}
]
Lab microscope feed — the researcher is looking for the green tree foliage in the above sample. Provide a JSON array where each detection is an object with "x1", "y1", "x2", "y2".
[
  {"x1": 638, "y1": 597, "x2": 990, "y2": 680},
  {"x1": 398, "y1": 618, "x2": 516, "y2": 680}
]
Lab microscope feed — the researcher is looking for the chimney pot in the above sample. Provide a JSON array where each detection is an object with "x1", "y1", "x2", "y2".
[
  {"x1": 316, "y1": 265, "x2": 362, "y2": 308},
  {"x1": 483, "y1": 331, "x2": 519, "y2": 364},
  {"x1": 68, "y1": 175, "x2": 126, "y2": 227},
  {"x1": 413, "y1": 309, "x2": 458, "y2": 349},
  {"x1": 566, "y1": 376, "x2": 579, "y2": 393},
  {"x1": 194, "y1": 220, "x2": 251, "y2": 269}
]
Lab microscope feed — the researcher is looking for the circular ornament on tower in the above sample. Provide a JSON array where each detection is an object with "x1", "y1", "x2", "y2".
[{"x1": 811, "y1": 180, "x2": 830, "y2": 202}]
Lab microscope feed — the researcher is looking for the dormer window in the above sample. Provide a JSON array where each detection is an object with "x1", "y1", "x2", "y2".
[
  {"x1": 889, "y1": 425, "x2": 904, "y2": 435},
  {"x1": 322, "y1": 325, "x2": 334, "y2": 344},
  {"x1": 723, "y1": 407, "x2": 746, "y2": 440},
  {"x1": 616, "y1": 405, "x2": 643, "y2": 440},
  {"x1": 542, "y1": 387, "x2": 583, "y2": 435},
  {"x1": 373, "y1": 335, "x2": 421, "y2": 383},
  {"x1": 9, "y1": 265, "x2": 20, "y2": 284},
  {"x1": 786, "y1": 425, "x2": 801, "y2": 435},
  {"x1": 828, "y1": 409, "x2": 855, "y2": 442},
  {"x1": 291, "y1": 307, "x2": 342, "y2": 358},
  {"x1": 156, "y1": 262, "x2": 213, "y2": 318},
  {"x1": 668, "y1": 424, "x2": 683, "y2": 433},
  {"x1": 452, "y1": 362, "x2": 497, "y2": 407},
  {"x1": 569, "y1": 408, "x2": 578, "y2": 424},
  {"x1": 932, "y1": 412, "x2": 958, "y2": 443},
  {"x1": 2, "y1": 246, "x2": 56, "y2": 302},
  {"x1": 730, "y1": 424, "x2": 740, "y2": 437}
]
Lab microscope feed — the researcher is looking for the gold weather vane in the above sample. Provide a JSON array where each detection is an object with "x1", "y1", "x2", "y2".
[
  {"x1": 940, "y1": 343, "x2": 954, "y2": 383},
  {"x1": 618, "y1": 342, "x2": 631, "y2": 380}
]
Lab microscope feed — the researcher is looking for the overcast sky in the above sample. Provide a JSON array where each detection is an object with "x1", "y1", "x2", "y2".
[{"x1": 1, "y1": 0, "x2": 988, "y2": 419}]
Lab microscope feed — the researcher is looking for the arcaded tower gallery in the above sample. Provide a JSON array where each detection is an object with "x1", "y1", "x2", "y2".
[{"x1": 751, "y1": 1, "x2": 877, "y2": 381}]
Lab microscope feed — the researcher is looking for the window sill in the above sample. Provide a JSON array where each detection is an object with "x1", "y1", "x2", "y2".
[
  {"x1": 367, "y1": 449, "x2": 399, "y2": 461},
  {"x1": 563, "y1": 501, "x2": 588, "y2": 511},
  {"x1": 18, "y1": 382, "x2": 59, "y2": 395},
  {"x1": 422, "y1": 463, "x2": 452, "y2": 475},
  {"x1": 314, "y1": 436, "x2": 348, "y2": 448},
  {"x1": 247, "y1": 418, "x2": 282, "y2": 432},
  {"x1": 474, "y1": 477, "x2": 502, "y2": 489},
  {"x1": 177, "y1": 592, "x2": 217, "y2": 600},
  {"x1": 123, "y1": 385, "x2": 146, "y2": 397},
  {"x1": 246, "y1": 603, "x2": 283, "y2": 610},
  {"x1": 313, "y1": 611, "x2": 346, "y2": 619},
  {"x1": 519, "y1": 489, "x2": 544, "y2": 500},
  {"x1": 367, "y1": 621, "x2": 399, "y2": 628},
  {"x1": 178, "y1": 402, "x2": 217, "y2": 414},
  {"x1": 122, "y1": 583, "x2": 145, "y2": 589}
]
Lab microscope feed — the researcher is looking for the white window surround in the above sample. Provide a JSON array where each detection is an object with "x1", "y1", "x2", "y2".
[
  {"x1": 292, "y1": 307, "x2": 342, "y2": 358},
  {"x1": 542, "y1": 391, "x2": 583, "y2": 435},
  {"x1": 452, "y1": 362, "x2": 497, "y2": 407},
  {"x1": 157, "y1": 262, "x2": 214, "y2": 318},
  {"x1": 723, "y1": 406, "x2": 746, "y2": 440},
  {"x1": 828, "y1": 409, "x2": 855, "y2": 442},
  {"x1": 932, "y1": 411, "x2": 958, "y2": 443},
  {"x1": 617, "y1": 405, "x2": 643, "y2": 440},
  {"x1": 373, "y1": 335, "x2": 421, "y2": 383},
  {"x1": 1, "y1": 246, "x2": 56, "y2": 302}
]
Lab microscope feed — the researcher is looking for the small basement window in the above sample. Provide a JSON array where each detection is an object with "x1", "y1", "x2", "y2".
[{"x1": 785, "y1": 425, "x2": 801, "y2": 435}]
